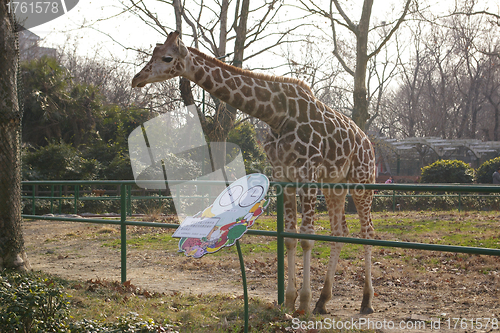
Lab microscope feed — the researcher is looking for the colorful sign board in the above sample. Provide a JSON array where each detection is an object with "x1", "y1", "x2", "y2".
[{"x1": 173, "y1": 173, "x2": 269, "y2": 258}]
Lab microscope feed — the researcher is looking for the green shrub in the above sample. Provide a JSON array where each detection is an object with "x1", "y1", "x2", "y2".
[
  {"x1": 476, "y1": 156, "x2": 500, "y2": 184},
  {"x1": 0, "y1": 272, "x2": 166, "y2": 333},
  {"x1": 68, "y1": 313, "x2": 163, "y2": 332},
  {"x1": 420, "y1": 160, "x2": 474, "y2": 183},
  {"x1": 22, "y1": 141, "x2": 100, "y2": 181},
  {"x1": 0, "y1": 271, "x2": 69, "y2": 332},
  {"x1": 370, "y1": 191, "x2": 500, "y2": 212}
]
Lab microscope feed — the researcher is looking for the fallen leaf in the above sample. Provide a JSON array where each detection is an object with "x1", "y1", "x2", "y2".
[{"x1": 293, "y1": 309, "x2": 306, "y2": 317}]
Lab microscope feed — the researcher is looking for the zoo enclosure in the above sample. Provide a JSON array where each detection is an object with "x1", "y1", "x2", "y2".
[{"x1": 21, "y1": 180, "x2": 500, "y2": 306}]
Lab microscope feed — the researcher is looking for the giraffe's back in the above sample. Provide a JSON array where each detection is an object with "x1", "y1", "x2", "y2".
[{"x1": 263, "y1": 87, "x2": 375, "y2": 185}]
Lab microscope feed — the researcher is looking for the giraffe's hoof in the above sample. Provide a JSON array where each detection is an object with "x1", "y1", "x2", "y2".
[
  {"x1": 285, "y1": 291, "x2": 298, "y2": 311},
  {"x1": 284, "y1": 299, "x2": 296, "y2": 312},
  {"x1": 312, "y1": 305, "x2": 328, "y2": 314},
  {"x1": 297, "y1": 305, "x2": 310, "y2": 314},
  {"x1": 360, "y1": 306, "x2": 374, "y2": 315}
]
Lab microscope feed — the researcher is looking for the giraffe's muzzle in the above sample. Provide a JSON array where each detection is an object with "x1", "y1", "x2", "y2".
[{"x1": 132, "y1": 74, "x2": 147, "y2": 88}]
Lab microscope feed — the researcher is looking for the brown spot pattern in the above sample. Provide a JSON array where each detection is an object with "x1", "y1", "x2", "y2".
[
  {"x1": 213, "y1": 69, "x2": 223, "y2": 83},
  {"x1": 255, "y1": 86, "x2": 271, "y2": 101}
]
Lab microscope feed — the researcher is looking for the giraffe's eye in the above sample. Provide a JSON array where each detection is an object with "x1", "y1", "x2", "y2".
[{"x1": 162, "y1": 56, "x2": 173, "y2": 63}]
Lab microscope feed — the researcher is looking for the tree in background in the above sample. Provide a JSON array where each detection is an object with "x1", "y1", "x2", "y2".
[
  {"x1": 21, "y1": 56, "x2": 102, "y2": 147},
  {"x1": 19, "y1": 51, "x2": 153, "y2": 182},
  {"x1": 298, "y1": 0, "x2": 412, "y2": 131},
  {"x1": 376, "y1": 1, "x2": 500, "y2": 141},
  {"x1": 0, "y1": 0, "x2": 30, "y2": 271}
]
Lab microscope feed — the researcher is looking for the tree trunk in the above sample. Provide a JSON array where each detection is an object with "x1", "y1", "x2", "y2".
[
  {"x1": 351, "y1": 0, "x2": 373, "y2": 131},
  {"x1": 233, "y1": 0, "x2": 250, "y2": 68},
  {"x1": 203, "y1": 0, "x2": 247, "y2": 172},
  {"x1": 495, "y1": 104, "x2": 499, "y2": 141},
  {"x1": 173, "y1": 1, "x2": 249, "y2": 175},
  {"x1": 0, "y1": 1, "x2": 30, "y2": 271},
  {"x1": 208, "y1": 0, "x2": 249, "y2": 172},
  {"x1": 173, "y1": 0, "x2": 196, "y2": 110}
]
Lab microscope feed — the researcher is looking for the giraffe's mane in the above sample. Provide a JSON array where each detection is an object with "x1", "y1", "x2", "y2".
[{"x1": 187, "y1": 47, "x2": 314, "y2": 96}]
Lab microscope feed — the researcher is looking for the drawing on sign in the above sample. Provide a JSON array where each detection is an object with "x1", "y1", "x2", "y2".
[
  {"x1": 175, "y1": 173, "x2": 269, "y2": 258},
  {"x1": 172, "y1": 217, "x2": 220, "y2": 239}
]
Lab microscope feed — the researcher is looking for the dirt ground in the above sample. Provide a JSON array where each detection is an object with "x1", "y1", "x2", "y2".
[{"x1": 23, "y1": 217, "x2": 500, "y2": 333}]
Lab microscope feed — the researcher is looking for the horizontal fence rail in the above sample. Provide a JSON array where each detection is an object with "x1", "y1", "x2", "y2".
[
  {"x1": 22, "y1": 180, "x2": 500, "y2": 216},
  {"x1": 21, "y1": 180, "x2": 500, "y2": 306}
]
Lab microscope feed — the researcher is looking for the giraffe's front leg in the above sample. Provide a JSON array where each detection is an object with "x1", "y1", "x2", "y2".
[
  {"x1": 297, "y1": 186, "x2": 317, "y2": 312},
  {"x1": 285, "y1": 237, "x2": 298, "y2": 310},
  {"x1": 298, "y1": 238, "x2": 314, "y2": 312},
  {"x1": 283, "y1": 186, "x2": 298, "y2": 311}
]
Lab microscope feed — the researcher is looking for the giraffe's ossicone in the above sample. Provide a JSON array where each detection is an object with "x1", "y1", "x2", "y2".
[{"x1": 132, "y1": 31, "x2": 376, "y2": 315}]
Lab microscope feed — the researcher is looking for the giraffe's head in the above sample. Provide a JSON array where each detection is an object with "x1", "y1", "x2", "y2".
[{"x1": 132, "y1": 31, "x2": 189, "y2": 88}]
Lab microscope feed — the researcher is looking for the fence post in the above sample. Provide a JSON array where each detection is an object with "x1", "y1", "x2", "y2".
[
  {"x1": 276, "y1": 185, "x2": 284, "y2": 305},
  {"x1": 58, "y1": 185, "x2": 62, "y2": 214},
  {"x1": 120, "y1": 184, "x2": 127, "y2": 284},
  {"x1": 458, "y1": 193, "x2": 462, "y2": 213},
  {"x1": 127, "y1": 185, "x2": 132, "y2": 216},
  {"x1": 32, "y1": 184, "x2": 36, "y2": 214},
  {"x1": 392, "y1": 190, "x2": 396, "y2": 212},
  {"x1": 74, "y1": 185, "x2": 79, "y2": 215},
  {"x1": 236, "y1": 240, "x2": 249, "y2": 333},
  {"x1": 50, "y1": 184, "x2": 54, "y2": 214},
  {"x1": 266, "y1": 195, "x2": 270, "y2": 215}
]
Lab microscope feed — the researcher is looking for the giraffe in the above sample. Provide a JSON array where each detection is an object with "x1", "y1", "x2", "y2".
[{"x1": 132, "y1": 31, "x2": 376, "y2": 315}]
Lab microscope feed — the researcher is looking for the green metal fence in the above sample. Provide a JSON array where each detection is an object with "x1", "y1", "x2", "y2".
[
  {"x1": 21, "y1": 180, "x2": 500, "y2": 307},
  {"x1": 22, "y1": 181, "x2": 500, "y2": 217}
]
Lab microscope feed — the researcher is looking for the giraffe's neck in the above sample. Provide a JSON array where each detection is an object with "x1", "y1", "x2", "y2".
[{"x1": 182, "y1": 47, "x2": 312, "y2": 132}]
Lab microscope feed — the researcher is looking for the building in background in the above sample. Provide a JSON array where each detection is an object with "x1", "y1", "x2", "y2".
[{"x1": 19, "y1": 28, "x2": 57, "y2": 61}]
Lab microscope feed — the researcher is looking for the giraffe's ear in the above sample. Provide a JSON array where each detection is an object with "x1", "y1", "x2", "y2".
[{"x1": 177, "y1": 38, "x2": 188, "y2": 58}]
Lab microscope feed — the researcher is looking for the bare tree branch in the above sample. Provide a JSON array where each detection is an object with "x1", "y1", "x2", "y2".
[
  {"x1": 368, "y1": 0, "x2": 412, "y2": 59},
  {"x1": 128, "y1": 0, "x2": 170, "y2": 36},
  {"x1": 451, "y1": 10, "x2": 500, "y2": 21},
  {"x1": 330, "y1": 20, "x2": 355, "y2": 76},
  {"x1": 296, "y1": 0, "x2": 351, "y2": 30},
  {"x1": 332, "y1": 0, "x2": 356, "y2": 30}
]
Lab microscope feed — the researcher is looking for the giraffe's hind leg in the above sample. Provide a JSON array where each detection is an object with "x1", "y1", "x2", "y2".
[
  {"x1": 313, "y1": 188, "x2": 348, "y2": 314},
  {"x1": 352, "y1": 188, "x2": 375, "y2": 314}
]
